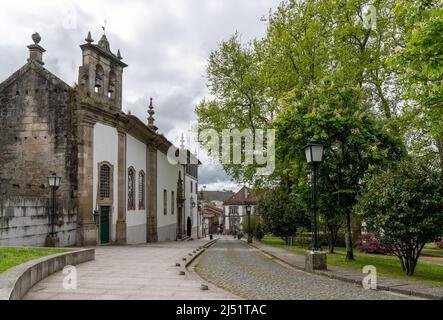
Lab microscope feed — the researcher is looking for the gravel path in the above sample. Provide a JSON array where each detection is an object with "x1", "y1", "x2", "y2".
[{"x1": 195, "y1": 238, "x2": 411, "y2": 300}]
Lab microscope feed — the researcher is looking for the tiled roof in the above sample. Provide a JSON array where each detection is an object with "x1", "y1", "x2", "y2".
[
  {"x1": 224, "y1": 186, "x2": 258, "y2": 205},
  {"x1": 203, "y1": 204, "x2": 224, "y2": 218},
  {"x1": 201, "y1": 191, "x2": 235, "y2": 202}
]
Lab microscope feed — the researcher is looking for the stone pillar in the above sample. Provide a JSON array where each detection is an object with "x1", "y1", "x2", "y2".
[
  {"x1": 115, "y1": 130, "x2": 127, "y2": 244},
  {"x1": 305, "y1": 251, "x2": 327, "y2": 271},
  {"x1": 77, "y1": 121, "x2": 97, "y2": 246},
  {"x1": 146, "y1": 144, "x2": 158, "y2": 243}
]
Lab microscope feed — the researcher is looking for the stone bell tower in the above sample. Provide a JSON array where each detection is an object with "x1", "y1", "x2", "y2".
[{"x1": 78, "y1": 31, "x2": 128, "y2": 110}]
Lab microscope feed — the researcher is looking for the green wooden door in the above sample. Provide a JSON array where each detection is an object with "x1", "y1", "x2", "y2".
[{"x1": 100, "y1": 207, "x2": 110, "y2": 244}]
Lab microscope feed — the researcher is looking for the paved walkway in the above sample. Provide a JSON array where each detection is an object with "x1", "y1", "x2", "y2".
[
  {"x1": 194, "y1": 238, "x2": 413, "y2": 300},
  {"x1": 24, "y1": 240, "x2": 237, "y2": 300}
]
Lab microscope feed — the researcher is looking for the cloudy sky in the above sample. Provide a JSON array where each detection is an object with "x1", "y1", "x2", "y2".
[{"x1": 0, "y1": 0, "x2": 282, "y2": 191}]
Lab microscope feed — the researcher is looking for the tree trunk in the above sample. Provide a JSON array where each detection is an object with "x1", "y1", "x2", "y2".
[
  {"x1": 344, "y1": 210, "x2": 354, "y2": 261},
  {"x1": 436, "y1": 136, "x2": 443, "y2": 174}
]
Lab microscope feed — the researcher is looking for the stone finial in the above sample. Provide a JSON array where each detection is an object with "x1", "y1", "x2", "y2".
[
  {"x1": 117, "y1": 49, "x2": 122, "y2": 60},
  {"x1": 85, "y1": 31, "x2": 94, "y2": 44},
  {"x1": 32, "y1": 33, "x2": 41, "y2": 45},
  {"x1": 147, "y1": 98, "x2": 158, "y2": 131},
  {"x1": 180, "y1": 134, "x2": 186, "y2": 150},
  {"x1": 27, "y1": 32, "x2": 46, "y2": 65}
]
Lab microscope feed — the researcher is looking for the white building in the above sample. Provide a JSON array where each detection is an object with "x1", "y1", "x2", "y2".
[{"x1": 223, "y1": 187, "x2": 258, "y2": 235}]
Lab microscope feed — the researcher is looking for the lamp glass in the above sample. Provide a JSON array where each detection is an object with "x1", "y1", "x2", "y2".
[
  {"x1": 304, "y1": 142, "x2": 324, "y2": 164},
  {"x1": 48, "y1": 174, "x2": 61, "y2": 188}
]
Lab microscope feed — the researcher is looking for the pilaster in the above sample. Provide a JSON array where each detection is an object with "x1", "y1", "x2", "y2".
[
  {"x1": 146, "y1": 144, "x2": 158, "y2": 243},
  {"x1": 77, "y1": 121, "x2": 97, "y2": 246},
  {"x1": 115, "y1": 130, "x2": 127, "y2": 244}
]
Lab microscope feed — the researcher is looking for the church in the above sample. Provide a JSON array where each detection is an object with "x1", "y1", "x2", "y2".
[{"x1": 0, "y1": 32, "x2": 200, "y2": 247}]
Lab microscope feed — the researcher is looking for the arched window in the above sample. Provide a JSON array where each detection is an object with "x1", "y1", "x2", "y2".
[
  {"x1": 108, "y1": 70, "x2": 116, "y2": 99},
  {"x1": 138, "y1": 171, "x2": 145, "y2": 210},
  {"x1": 99, "y1": 164, "x2": 111, "y2": 200},
  {"x1": 95, "y1": 64, "x2": 104, "y2": 95},
  {"x1": 128, "y1": 167, "x2": 136, "y2": 210}
]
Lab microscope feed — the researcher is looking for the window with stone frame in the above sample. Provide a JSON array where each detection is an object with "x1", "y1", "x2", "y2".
[
  {"x1": 171, "y1": 191, "x2": 175, "y2": 215},
  {"x1": 138, "y1": 171, "x2": 145, "y2": 210},
  {"x1": 163, "y1": 190, "x2": 168, "y2": 215},
  {"x1": 128, "y1": 167, "x2": 136, "y2": 211},
  {"x1": 99, "y1": 164, "x2": 111, "y2": 200}
]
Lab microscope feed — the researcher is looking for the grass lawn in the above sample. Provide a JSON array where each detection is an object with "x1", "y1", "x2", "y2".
[
  {"x1": 422, "y1": 244, "x2": 443, "y2": 257},
  {"x1": 260, "y1": 236, "x2": 443, "y2": 287},
  {"x1": 0, "y1": 247, "x2": 70, "y2": 274}
]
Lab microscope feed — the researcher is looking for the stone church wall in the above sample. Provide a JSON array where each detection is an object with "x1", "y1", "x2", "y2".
[
  {"x1": 0, "y1": 196, "x2": 77, "y2": 247},
  {"x1": 0, "y1": 65, "x2": 79, "y2": 247}
]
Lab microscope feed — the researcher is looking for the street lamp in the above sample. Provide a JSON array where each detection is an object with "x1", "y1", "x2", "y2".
[
  {"x1": 246, "y1": 204, "x2": 253, "y2": 244},
  {"x1": 303, "y1": 141, "x2": 327, "y2": 270},
  {"x1": 47, "y1": 173, "x2": 61, "y2": 242}
]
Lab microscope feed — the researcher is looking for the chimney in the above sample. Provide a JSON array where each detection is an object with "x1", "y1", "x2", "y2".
[{"x1": 27, "y1": 33, "x2": 45, "y2": 65}]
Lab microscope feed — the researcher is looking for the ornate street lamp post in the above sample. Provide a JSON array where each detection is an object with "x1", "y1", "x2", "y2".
[
  {"x1": 246, "y1": 204, "x2": 253, "y2": 244},
  {"x1": 47, "y1": 173, "x2": 61, "y2": 246},
  {"x1": 303, "y1": 141, "x2": 327, "y2": 270}
]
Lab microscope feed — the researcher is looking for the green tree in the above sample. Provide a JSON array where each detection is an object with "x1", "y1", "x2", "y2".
[
  {"x1": 274, "y1": 75, "x2": 405, "y2": 260},
  {"x1": 391, "y1": 3, "x2": 443, "y2": 170},
  {"x1": 258, "y1": 187, "x2": 310, "y2": 240},
  {"x1": 241, "y1": 215, "x2": 266, "y2": 241},
  {"x1": 356, "y1": 159, "x2": 443, "y2": 276}
]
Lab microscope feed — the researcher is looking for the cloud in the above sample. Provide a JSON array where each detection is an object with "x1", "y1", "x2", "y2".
[{"x1": 0, "y1": 0, "x2": 282, "y2": 190}]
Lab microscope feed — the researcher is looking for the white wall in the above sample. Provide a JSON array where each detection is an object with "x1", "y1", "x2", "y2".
[
  {"x1": 93, "y1": 123, "x2": 119, "y2": 242},
  {"x1": 156, "y1": 150, "x2": 179, "y2": 241},
  {"x1": 126, "y1": 134, "x2": 147, "y2": 244}
]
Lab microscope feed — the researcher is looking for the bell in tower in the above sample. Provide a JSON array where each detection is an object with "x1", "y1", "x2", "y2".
[{"x1": 78, "y1": 31, "x2": 128, "y2": 110}]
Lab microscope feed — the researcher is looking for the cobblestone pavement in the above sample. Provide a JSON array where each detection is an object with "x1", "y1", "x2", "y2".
[
  {"x1": 24, "y1": 241, "x2": 237, "y2": 300},
  {"x1": 194, "y1": 238, "x2": 412, "y2": 300}
]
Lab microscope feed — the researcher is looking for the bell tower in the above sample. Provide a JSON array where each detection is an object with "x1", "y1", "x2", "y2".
[{"x1": 78, "y1": 31, "x2": 128, "y2": 110}]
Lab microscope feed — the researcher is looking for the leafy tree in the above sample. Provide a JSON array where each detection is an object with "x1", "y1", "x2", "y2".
[
  {"x1": 356, "y1": 159, "x2": 443, "y2": 276},
  {"x1": 274, "y1": 74, "x2": 405, "y2": 260},
  {"x1": 258, "y1": 187, "x2": 310, "y2": 240},
  {"x1": 241, "y1": 215, "x2": 266, "y2": 241},
  {"x1": 318, "y1": 187, "x2": 345, "y2": 253},
  {"x1": 196, "y1": 34, "x2": 272, "y2": 183},
  {"x1": 390, "y1": 4, "x2": 443, "y2": 170}
]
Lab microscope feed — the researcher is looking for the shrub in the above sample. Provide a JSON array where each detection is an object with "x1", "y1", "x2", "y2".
[
  {"x1": 437, "y1": 238, "x2": 443, "y2": 249},
  {"x1": 357, "y1": 159, "x2": 443, "y2": 275},
  {"x1": 355, "y1": 234, "x2": 391, "y2": 255}
]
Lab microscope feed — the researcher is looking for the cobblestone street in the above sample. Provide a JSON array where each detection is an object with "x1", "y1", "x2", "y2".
[{"x1": 194, "y1": 238, "x2": 412, "y2": 300}]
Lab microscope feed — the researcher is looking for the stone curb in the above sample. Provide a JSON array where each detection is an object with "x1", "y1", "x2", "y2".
[
  {"x1": 0, "y1": 248, "x2": 95, "y2": 300},
  {"x1": 183, "y1": 238, "x2": 218, "y2": 272},
  {"x1": 246, "y1": 241, "x2": 443, "y2": 300}
]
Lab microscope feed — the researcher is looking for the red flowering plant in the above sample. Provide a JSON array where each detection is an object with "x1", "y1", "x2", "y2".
[{"x1": 355, "y1": 233, "x2": 392, "y2": 255}]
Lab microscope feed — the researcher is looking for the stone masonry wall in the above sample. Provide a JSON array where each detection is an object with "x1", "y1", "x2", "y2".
[
  {"x1": 0, "y1": 64, "x2": 78, "y2": 246},
  {"x1": 0, "y1": 196, "x2": 77, "y2": 247}
]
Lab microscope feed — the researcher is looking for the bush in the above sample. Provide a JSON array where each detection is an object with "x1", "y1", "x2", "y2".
[
  {"x1": 357, "y1": 159, "x2": 443, "y2": 275},
  {"x1": 438, "y1": 238, "x2": 443, "y2": 249},
  {"x1": 355, "y1": 234, "x2": 391, "y2": 255}
]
